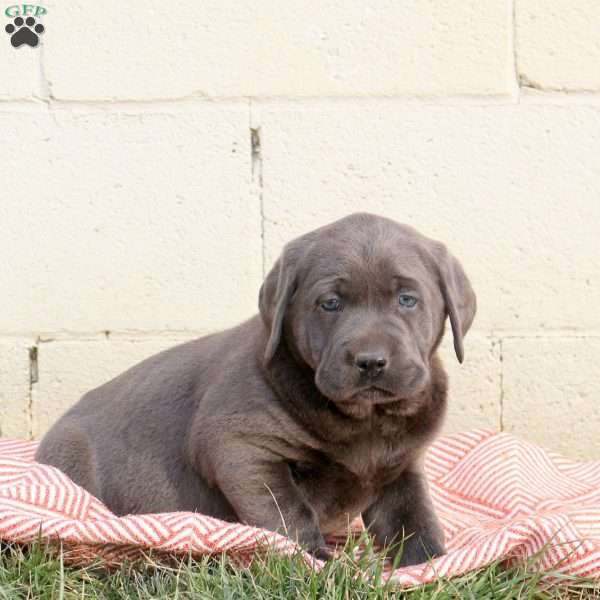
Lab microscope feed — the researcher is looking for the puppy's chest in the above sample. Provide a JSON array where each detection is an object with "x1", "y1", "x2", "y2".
[{"x1": 332, "y1": 434, "x2": 408, "y2": 485}]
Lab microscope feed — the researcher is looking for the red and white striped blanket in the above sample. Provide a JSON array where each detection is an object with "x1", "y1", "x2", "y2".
[{"x1": 1, "y1": 430, "x2": 599, "y2": 586}]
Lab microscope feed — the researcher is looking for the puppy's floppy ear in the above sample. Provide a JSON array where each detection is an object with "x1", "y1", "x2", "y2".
[
  {"x1": 436, "y1": 247, "x2": 476, "y2": 363},
  {"x1": 259, "y1": 246, "x2": 298, "y2": 364}
]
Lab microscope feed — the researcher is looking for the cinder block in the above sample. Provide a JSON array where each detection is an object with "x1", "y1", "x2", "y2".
[
  {"x1": 439, "y1": 335, "x2": 502, "y2": 434},
  {"x1": 32, "y1": 337, "x2": 194, "y2": 437},
  {"x1": 260, "y1": 103, "x2": 600, "y2": 333},
  {"x1": 43, "y1": 1, "x2": 511, "y2": 99},
  {"x1": 502, "y1": 336, "x2": 600, "y2": 459},
  {"x1": 517, "y1": 0, "x2": 600, "y2": 91},
  {"x1": 0, "y1": 106, "x2": 262, "y2": 334},
  {"x1": 0, "y1": 339, "x2": 35, "y2": 438}
]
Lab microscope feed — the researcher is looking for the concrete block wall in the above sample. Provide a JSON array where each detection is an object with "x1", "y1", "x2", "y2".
[{"x1": 1, "y1": 1, "x2": 599, "y2": 458}]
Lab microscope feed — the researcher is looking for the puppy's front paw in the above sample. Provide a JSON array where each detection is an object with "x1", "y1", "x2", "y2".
[
  {"x1": 394, "y1": 530, "x2": 445, "y2": 567},
  {"x1": 309, "y1": 545, "x2": 334, "y2": 561},
  {"x1": 295, "y1": 528, "x2": 332, "y2": 561}
]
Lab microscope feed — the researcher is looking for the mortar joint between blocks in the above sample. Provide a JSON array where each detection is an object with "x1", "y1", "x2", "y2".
[
  {"x1": 509, "y1": 0, "x2": 521, "y2": 102},
  {"x1": 250, "y1": 124, "x2": 266, "y2": 278},
  {"x1": 27, "y1": 344, "x2": 39, "y2": 439}
]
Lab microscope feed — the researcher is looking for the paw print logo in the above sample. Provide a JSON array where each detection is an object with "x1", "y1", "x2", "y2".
[{"x1": 5, "y1": 16, "x2": 44, "y2": 48}]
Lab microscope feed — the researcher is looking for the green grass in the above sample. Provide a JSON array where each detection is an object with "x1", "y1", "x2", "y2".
[{"x1": 0, "y1": 537, "x2": 599, "y2": 599}]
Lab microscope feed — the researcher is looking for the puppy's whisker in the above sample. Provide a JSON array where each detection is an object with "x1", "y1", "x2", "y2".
[{"x1": 264, "y1": 483, "x2": 288, "y2": 537}]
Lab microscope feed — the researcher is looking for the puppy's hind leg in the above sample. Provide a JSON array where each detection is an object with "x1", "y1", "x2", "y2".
[{"x1": 35, "y1": 422, "x2": 100, "y2": 500}]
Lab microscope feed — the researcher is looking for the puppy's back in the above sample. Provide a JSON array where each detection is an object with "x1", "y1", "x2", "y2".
[{"x1": 35, "y1": 317, "x2": 263, "y2": 514}]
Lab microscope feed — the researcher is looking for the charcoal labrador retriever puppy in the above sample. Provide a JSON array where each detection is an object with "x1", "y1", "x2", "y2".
[{"x1": 36, "y1": 212, "x2": 476, "y2": 566}]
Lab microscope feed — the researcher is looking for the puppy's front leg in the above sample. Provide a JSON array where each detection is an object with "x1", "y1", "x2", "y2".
[
  {"x1": 363, "y1": 469, "x2": 445, "y2": 567},
  {"x1": 212, "y1": 445, "x2": 330, "y2": 559}
]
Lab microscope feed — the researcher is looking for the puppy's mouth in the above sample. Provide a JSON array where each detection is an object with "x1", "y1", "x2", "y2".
[{"x1": 347, "y1": 386, "x2": 399, "y2": 405}]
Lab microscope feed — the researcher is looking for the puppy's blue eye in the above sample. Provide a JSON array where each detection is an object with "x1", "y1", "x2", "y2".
[
  {"x1": 321, "y1": 298, "x2": 341, "y2": 312},
  {"x1": 398, "y1": 294, "x2": 418, "y2": 308}
]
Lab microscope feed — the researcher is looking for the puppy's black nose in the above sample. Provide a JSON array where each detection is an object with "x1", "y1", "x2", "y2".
[{"x1": 354, "y1": 352, "x2": 388, "y2": 377}]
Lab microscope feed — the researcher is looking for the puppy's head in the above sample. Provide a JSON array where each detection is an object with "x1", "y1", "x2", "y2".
[{"x1": 259, "y1": 213, "x2": 476, "y2": 418}]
